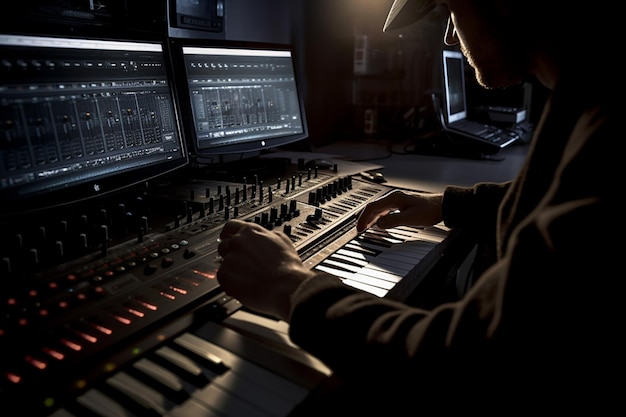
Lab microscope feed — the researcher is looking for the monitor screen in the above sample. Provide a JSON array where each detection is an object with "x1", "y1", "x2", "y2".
[
  {"x1": 170, "y1": 38, "x2": 308, "y2": 157},
  {"x1": 0, "y1": 33, "x2": 188, "y2": 215},
  {"x1": 442, "y1": 49, "x2": 467, "y2": 123}
]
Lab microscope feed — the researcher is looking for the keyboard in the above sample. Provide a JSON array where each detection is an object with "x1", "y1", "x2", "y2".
[{"x1": 447, "y1": 119, "x2": 520, "y2": 152}]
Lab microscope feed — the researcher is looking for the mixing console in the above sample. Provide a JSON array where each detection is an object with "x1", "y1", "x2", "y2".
[{"x1": 1, "y1": 160, "x2": 456, "y2": 416}]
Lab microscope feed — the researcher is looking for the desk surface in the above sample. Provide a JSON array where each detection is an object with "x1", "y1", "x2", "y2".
[{"x1": 314, "y1": 140, "x2": 529, "y2": 193}]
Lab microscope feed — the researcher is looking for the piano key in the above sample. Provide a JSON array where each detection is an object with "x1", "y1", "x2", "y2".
[
  {"x1": 189, "y1": 383, "x2": 272, "y2": 417},
  {"x1": 173, "y1": 335, "x2": 227, "y2": 373},
  {"x1": 154, "y1": 345, "x2": 207, "y2": 383},
  {"x1": 195, "y1": 372, "x2": 294, "y2": 417},
  {"x1": 47, "y1": 408, "x2": 78, "y2": 417},
  {"x1": 175, "y1": 332, "x2": 311, "y2": 400},
  {"x1": 130, "y1": 358, "x2": 190, "y2": 403},
  {"x1": 221, "y1": 309, "x2": 332, "y2": 376},
  {"x1": 311, "y1": 224, "x2": 448, "y2": 297},
  {"x1": 167, "y1": 398, "x2": 222, "y2": 417},
  {"x1": 191, "y1": 323, "x2": 327, "y2": 393},
  {"x1": 341, "y1": 278, "x2": 389, "y2": 297},
  {"x1": 329, "y1": 251, "x2": 413, "y2": 279},
  {"x1": 316, "y1": 260, "x2": 397, "y2": 289},
  {"x1": 326, "y1": 254, "x2": 404, "y2": 283},
  {"x1": 106, "y1": 371, "x2": 172, "y2": 415},
  {"x1": 150, "y1": 340, "x2": 296, "y2": 416},
  {"x1": 76, "y1": 388, "x2": 140, "y2": 417},
  {"x1": 333, "y1": 247, "x2": 413, "y2": 276}
]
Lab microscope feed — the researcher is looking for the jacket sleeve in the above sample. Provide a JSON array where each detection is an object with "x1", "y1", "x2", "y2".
[{"x1": 442, "y1": 181, "x2": 511, "y2": 237}]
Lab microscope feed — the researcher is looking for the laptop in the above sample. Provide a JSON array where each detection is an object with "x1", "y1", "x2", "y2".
[{"x1": 439, "y1": 50, "x2": 520, "y2": 153}]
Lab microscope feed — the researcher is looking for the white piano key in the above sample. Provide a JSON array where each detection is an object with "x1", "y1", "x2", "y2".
[
  {"x1": 76, "y1": 388, "x2": 138, "y2": 417},
  {"x1": 328, "y1": 252, "x2": 369, "y2": 267},
  {"x1": 155, "y1": 345, "x2": 204, "y2": 378},
  {"x1": 133, "y1": 358, "x2": 185, "y2": 392},
  {"x1": 107, "y1": 371, "x2": 172, "y2": 415},
  {"x1": 200, "y1": 371, "x2": 295, "y2": 416},
  {"x1": 319, "y1": 259, "x2": 399, "y2": 290},
  {"x1": 175, "y1": 332, "x2": 311, "y2": 400},
  {"x1": 328, "y1": 253, "x2": 405, "y2": 282},
  {"x1": 46, "y1": 408, "x2": 78, "y2": 417},
  {"x1": 154, "y1": 341, "x2": 294, "y2": 416},
  {"x1": 338, "y1": 247, "x2": 414, "y2": 275},
  {"x1": 315, "y1": 264, "x2": 395, "y2": 290},
  {"x1": 341, "y1": 278, "x2": 389, "y2": 297},
  {"x1": 221, "y1": 310, "x2": 332, "y2": 377},
  {"x1": 358, "y1": 266, "x2": 404, "y2": 283},
  {"x1": 192, "y1": 383, "x2": 273, "y2": 417},
  {"x1": 166, "y1": 397, "x2": 222, "y2": 417},
  {"x1": 174, "y1": 336, "x2": 225, "y2": 370}
]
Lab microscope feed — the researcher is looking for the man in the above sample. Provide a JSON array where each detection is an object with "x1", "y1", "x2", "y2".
[{"x1": 217, "y1": 0, "x2": 621, "y2": 413}]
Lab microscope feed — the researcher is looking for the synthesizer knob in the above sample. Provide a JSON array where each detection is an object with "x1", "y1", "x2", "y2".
[
  {"x1": 144, "y1": 262, "x2": 158, "y2": 275},
  {"x1": 161, "y1": 257, "x2": 174, "y2": 268},
  {"x1": 283, "y1": 224, "x2": 292, "y2": 236}
]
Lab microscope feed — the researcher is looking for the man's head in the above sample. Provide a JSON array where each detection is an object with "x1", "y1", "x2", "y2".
[{"x1": 383, "y1": 0, "x2": 610, "y2": 90}]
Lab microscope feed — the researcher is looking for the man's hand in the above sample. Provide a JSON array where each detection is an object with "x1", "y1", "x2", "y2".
[
  {"x1": 216, "y1": 219, "x2": 316, "y2": 321},
  {"x1": 356, "y1": 190, "x2": 444, "y2": 233}
]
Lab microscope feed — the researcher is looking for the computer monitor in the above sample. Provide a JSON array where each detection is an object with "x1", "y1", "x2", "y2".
[
  {"x1": 168, "y1": 38, "x2": 308, "y2": 159},
  {"x1": 442, "y1": 49, "x2": 467, "y2": 124},
  {"x1": 0, "y1": 33, "x2": 188, "y2": 216}
]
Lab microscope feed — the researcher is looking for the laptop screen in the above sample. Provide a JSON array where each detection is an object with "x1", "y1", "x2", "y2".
[{"x1": 442, "y1": 50, "x2": 467, "y2": 124}]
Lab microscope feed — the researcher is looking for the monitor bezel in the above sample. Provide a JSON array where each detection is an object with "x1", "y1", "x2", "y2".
[
  {"x1": 0, "y1": 32, "x2": 189, "y2": 217},
  {"x1": 167, "y1": 37, "x2": 309, "y2": 158}
]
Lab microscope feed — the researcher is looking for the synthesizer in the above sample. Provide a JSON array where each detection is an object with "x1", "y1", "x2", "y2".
[{"x1": 0, "y1": 164, "x2": 456, "y2": 417}]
